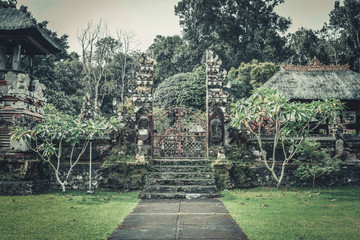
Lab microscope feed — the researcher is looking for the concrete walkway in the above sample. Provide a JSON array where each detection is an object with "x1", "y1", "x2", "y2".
[{"x1": 108, "y1": 199, "x2": 248, "y2": 240}]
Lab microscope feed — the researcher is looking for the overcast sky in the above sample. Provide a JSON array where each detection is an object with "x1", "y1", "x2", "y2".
[{"x1": 16, "y1": 0, "x2": 339, "y2": 53}]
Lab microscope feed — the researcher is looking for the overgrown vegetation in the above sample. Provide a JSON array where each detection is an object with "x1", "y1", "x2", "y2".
[
  {"x1": 11, "y1": 105, "x2": 123, "y2": 192},
  {"x1": 230, "y1": 88, "x2": 344, "y2": 187},
  {"x1": 227, "y1": 60, "x2": 279, "y2": 99},
  {"x1": 222, "y1": 186, "x2": 360, "y2": 240},
  {"x1": 294, "y1": 141, "x2": 342, "y2": 188},
  {"x1": 0, "y1": 191, "x2": 139, "y2": 240}
]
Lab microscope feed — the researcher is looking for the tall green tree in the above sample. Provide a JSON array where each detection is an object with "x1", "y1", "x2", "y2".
[
  {"x1": 318, "y1": 23, "x2": 349, "y2": 65},
  {"x1": 0, "y1": 0, "x2": 16, "y2": 8},
  {"x1": 227, "y1": 60, "x2": 279, "y2": 100},
  {"x1": 148, "y1": 35, "x2": 194, "y2": 87},
  {"x1": 329, "y1": 0, "x2": 360, "y2": 72},
  {"x1": 49, "y1": 52, "x2": 83, "y2": 115},
  {"x1": 174, "y1": 0, "x2": 291, "y2": 70},
  {"x1": 286, "y1": 28, "x2": 329, "y2": 65}
]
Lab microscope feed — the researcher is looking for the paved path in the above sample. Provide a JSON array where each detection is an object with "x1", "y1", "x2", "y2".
[{"x1": 108, "y1": 199, "x2": 248, "y2": 240}]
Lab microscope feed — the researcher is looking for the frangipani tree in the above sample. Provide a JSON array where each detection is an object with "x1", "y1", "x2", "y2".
[
  {"x1": 11, "y1": 105, "x2": 123, "y2": 192},
  {"x1": 230, "y1": 88, "x2": 344, "y2": 187}
]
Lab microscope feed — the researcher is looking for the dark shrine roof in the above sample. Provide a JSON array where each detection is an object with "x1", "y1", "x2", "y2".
[
  {"x1": 0, "y1": 8, "x2": 62, "y2": 55},
  {"x1": 263, "y1": 58, "x2": 360, "y2": 101}
]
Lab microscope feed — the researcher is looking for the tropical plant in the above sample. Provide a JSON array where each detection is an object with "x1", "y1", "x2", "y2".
[
  {"x1": 230, "y1": 88, "x2": 344, "y2": 187},
  {"x1": 294, "y1": 141, "x2": 341, "y2": 188},
  {"x1": 11, "y1": 105, "x2": 123, "y2": 192}
]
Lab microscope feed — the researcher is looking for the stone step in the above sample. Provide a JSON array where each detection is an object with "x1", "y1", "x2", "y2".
[
  {"x1": 143, "y1": 185, "x2": 218, "y2": 194},
  {"x1": 138, "y1": 192, "x2": 221, "y2": 200},
  {"x1": 146, "y1": 178, "x2": 215, "y2": 186},
  {"x1": 151, "y1": 159, "x2": 210, "y2": 166},
  {"x1": 140, "y1": 158, "x2": 219, "y2": 200},
  {"x1": 149, "y1": 165, "x2": 212, "y2": 172},
  {"x1": 148, "y1": 172, "x2": 214, "y2": 179}
]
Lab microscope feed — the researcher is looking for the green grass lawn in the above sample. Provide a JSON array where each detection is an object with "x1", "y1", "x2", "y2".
[
  {"x1": 222, "y1": 186, "x2": 360, "y2": 240},
  {"x1": 0, "y1": 190, "x2": 140, "y2": 240}
]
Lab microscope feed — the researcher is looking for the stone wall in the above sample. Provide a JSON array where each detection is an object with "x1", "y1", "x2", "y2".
[
  {"x1": 0, "y1": 158, "x2": 49, "y2": 195},
  {"x1": 49, "y1": 162, "x2": 147, "y2": 191},
  {"x1": 99, "y1": 162, "x2": 147, "y2": 190},
  {"x1": 213, "y1": 162, "x2": 234, "y2": 189},
  {"x1": 229, "y1": 163, "x2": 360, "y2": 189},
  {"x1": 50, "y1": 164, "x2": 100, "y2": 190},
  {"x1": 0, "y1": 180, "x2": 49, "y2": 195},
  {"x1": 216, "y1": 136, "x2": 360, "y2": 189}
]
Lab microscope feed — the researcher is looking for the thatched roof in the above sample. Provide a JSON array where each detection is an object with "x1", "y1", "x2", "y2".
[
  {"x1": 263, "y1": 58, "x2": 360, "y2": 101},
  {"x1": 0, "y1": 8, "x2": 62, "y2": 54}
]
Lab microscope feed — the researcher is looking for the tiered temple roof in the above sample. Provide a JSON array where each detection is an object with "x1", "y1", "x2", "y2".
[{"x1": 0, "y1": 8, "x2": 62, "y2": 55}]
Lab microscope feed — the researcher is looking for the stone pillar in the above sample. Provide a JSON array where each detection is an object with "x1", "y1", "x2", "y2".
[
  {"x1": 12, "y1": 45, "x2": 21, "y2": 70},
  {"x1": 205, "y1": 50, "x2": 229, "y2": 158},
  {"x1": 0, "y1": 46, "x2": 6, "y2": 69},
  {"x1": 133, "y1": 54, "x2": 155, "y2": 156}
]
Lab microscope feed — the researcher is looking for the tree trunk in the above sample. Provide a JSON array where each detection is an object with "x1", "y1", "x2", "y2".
[{"x1": 61, "y1": 183, "x2": 66, "y2": 192}]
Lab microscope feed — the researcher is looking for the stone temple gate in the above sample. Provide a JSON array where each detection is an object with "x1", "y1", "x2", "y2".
[
  {"x1": 151, "y1": 107, "x2": 207, "y2": 159},
  {"x1": 134, "y1": 50, "x2": 229, "y2": 160}
]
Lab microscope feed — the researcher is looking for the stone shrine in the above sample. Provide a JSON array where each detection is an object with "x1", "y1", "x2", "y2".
[
  {"x1": 205, "y1": 50, "x2": 230, "y2": 157},
  {"x1": 0, "y1": 7, "x2": 61, "y2": 155},
  {"x1": 133, "y1": 54, "x2": 155, "y2": 157},
  {"x1": 0, "y1": 6, "x2": 61, "y2": 195}
]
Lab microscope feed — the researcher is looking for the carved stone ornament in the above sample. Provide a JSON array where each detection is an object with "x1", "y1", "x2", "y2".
[
  {"x1": 282, "y1": 56, "x2": 350, "y2": 72},
  {"x1": 137, "y1": 116, "x2": 149, "y2": 141},
  {"x1": 210, "y1": 118, "x2": 223, "y2": 143}
]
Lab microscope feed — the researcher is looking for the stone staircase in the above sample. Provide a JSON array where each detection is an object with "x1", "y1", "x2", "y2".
[{"x1": 139, "y1": 158, "x2": 221, "y2": 199}]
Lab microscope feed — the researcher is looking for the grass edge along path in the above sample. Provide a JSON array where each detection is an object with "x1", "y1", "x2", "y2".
[
  {"x1": 0, "y1": 190, "x2": 140, "y2": 240},
  {"x1": 221, "y1": 186, "x2": 360, "y2": 240}
]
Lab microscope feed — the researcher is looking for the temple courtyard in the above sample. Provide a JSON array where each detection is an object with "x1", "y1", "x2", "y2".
[{"x1": 1, "y1": 187, "x2": 359, "y2": 240}]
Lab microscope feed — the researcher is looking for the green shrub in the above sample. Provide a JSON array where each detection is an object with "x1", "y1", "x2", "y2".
[{"x1": 294, "y1": 141, "x2": 341, "y2": 187}]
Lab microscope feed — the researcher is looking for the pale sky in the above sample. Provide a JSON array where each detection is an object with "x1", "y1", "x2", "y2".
[{"x1": 16, "y1": 0, "x2": 340, "y2": 53}]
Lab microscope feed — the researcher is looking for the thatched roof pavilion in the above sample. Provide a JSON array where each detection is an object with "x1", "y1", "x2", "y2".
[
  {"x1": 263, "y1": 57, "x2": 360, "y2": 134},
  {"x1": 0, "y1": 8, "x2": 62, "y2": 55},
  {"x1": 263, "y1": 57, "x2": 360, "y2": 101},
  {"x1": 0, "y1": 7, "x2": 61, "y2": 154}
]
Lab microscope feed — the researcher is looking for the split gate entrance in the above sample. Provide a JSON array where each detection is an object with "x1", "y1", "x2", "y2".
[{"x1": 150, "y1": 108, "x2": 207, "y2": 159}]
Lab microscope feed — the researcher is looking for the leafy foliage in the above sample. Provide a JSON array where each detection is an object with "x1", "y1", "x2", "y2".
[
  {"x1": 294, "y1": 141, "x2": 341, "y2": 187},
  {"x1": 179, "y1": 66, "x2": 206, "y2": 111},
  {"x1": 11, "y1": 4, "x2": 82, "y2": 115},
  {"x1": 329, "y1": 0, "x2": 360, "y2": 72},
  {"x1": 286, "y1": 28, "x2": 328, "y2": 65},
  {"x1": 153, "y1": 66, "x2": 207, "y2": 111},
  {"x1": 11, "y1": 105, "x2": 123, "y2": 192},
  {"x1": 153, "y1": 72, "x2": 191, "y2": 110},
  {"x1": 0, "y1": 0, "x2": 16, "y2": 8},
  {"x1": 174, "y1": 0, "x2": 291, "y2": 70},
  {"x1": 227, "y1": 60, "x2": 279, "y2": 100},
  {"x1": 148, "y1": 35, "x2": 194, "y2": 87},
  {"x1": 230, "y1": 88, "x2": 344, "y2": 187}
]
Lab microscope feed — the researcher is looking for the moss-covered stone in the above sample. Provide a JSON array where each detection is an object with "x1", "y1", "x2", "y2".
[
  {"x1": 99, "y1": 161, "x2": 147, "y2": 190},
  {"x1": 213, "y1": 162, "x2": 233, "y2": 189}
]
